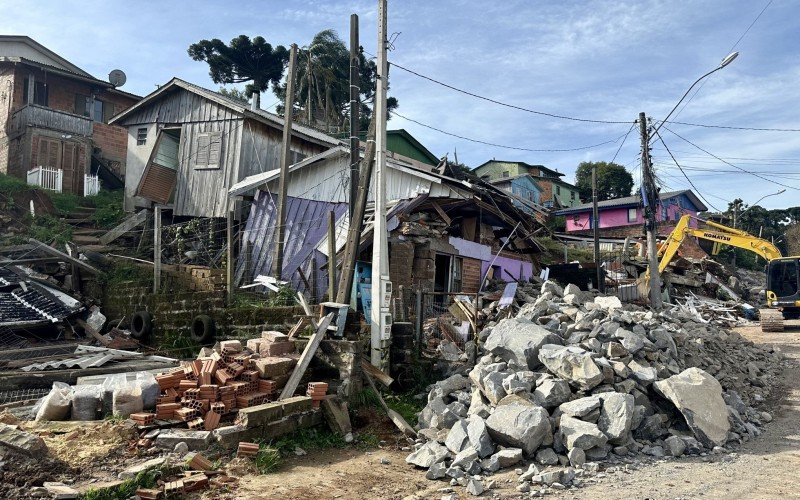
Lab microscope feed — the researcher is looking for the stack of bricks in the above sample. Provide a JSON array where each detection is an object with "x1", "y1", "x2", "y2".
[
  {"x1": 259, "y1": 331, "x2": 296, "y2": 357},
  {"x1": 130, "y1": 413, "x2": 155, "y2": 426},
  {"x1": 237, "y1": 442, "x2": 259, "y2": 458},
  {"x1": 306, "y1": 382, "x2": 329, "y2": 408}
]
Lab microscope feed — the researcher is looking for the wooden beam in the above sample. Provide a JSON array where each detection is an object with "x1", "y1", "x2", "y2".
[
  {"x1": 99, "y1": 210, "x2": 148, "y2": 246},
  {"x1": 431, "y1": 201, "x2": 452, "y2": 226},
  {"x1": 278, "y1": 313, "x2": 333, "y2": 400},
  {"x1": 360, "y1": 359, "x2": 394, "y2": 387},
  {"x1": 27, "y1": 239, "x2": 101, "y2": 275},
  {"x1": 75, "y1": 318, "x2": 110, "y2": 347},
  {"x1": 227, "y1": 209, "x2": 234, "y2": 306},
  {"x1": 327, "y1": 210, "x2": 336, "y2": 300},
  {"x1": 362, "y1": 367, "x2": 416, "y2": 437},
  {"x1": 153, "y1": 206, "x2": 161, "y2": 294}
]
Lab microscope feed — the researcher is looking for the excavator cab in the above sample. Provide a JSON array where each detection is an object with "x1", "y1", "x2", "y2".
[{"x1": 766, "y1": 258, "x2": 800, "y2": 320}]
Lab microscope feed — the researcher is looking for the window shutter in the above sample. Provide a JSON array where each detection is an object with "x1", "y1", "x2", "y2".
[
  {"x1": 37, "y1": 138, "x2": 48, "y2": 167},
  {"x1": 47, "y1": 140, "x2": 60, "y2": 168},
  {"x1": 195, "y1": 133, "x2": 211, "y2": 166},
  {"x1": 207, "y1": 132, "x2": 222, "y2": 168}
]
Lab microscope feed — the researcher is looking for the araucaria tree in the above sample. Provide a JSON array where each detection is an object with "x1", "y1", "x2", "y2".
[
  {"x1": 188, "y1": 35, "x2": 289, "y2": 109},
  {"x1": 273, "y1": 29, "x2": 398, "y2": 131},
  {"x1": 574, "y1": 161, "x2": 634, "y2": 202}
]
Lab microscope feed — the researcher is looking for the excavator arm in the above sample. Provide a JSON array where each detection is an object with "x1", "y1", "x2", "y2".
[{"x1": 657, "y1": 214, "x2": 783, "y2": 273}]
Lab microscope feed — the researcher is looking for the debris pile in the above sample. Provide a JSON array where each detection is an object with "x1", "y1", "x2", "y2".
[{"x1": 407, "y1": 281, "x2": 782, "y2": 496}]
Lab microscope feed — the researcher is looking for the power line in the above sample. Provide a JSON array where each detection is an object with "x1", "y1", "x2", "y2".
[
  {"x1": 390, "y1": 110, "x2": 630, "y2": 152},
  {"x1": 664, "y1": 125, "x2": 800, "y2": 191},
  {"x1": 651, "y1": 128, "x2": 722, "y2": 212},
  {"x1": 665, "y1": 120, "x2": 800, "y2": 132},
  {"x1": 388, "y1": 61, "x2": 631, "y2": 124},
  {"x1": 610, "y1": 122, "x2": 636, "y2": 163}
]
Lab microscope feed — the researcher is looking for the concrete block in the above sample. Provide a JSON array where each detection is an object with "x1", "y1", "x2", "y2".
[
  {"x1": 212, "y1": 425, "x2": 246, "y2": 449},
  {"x1": 155, "y1": 429, "x2": 212, "y2": 451},
  {"x1": 262, "y1": 331, "x2": 288, "y2": 342},
  {"x1": 235, "y1": 401, "x2": 284, "y2": 428},
  {"x1": 246, "y1": 339, "x2": 264, "y2": 352},
  {"x1": 281, "y1": 395, "x2": 313, "y2": 415},
  {"x1": 120, "y1": 457, "x2": 169, "y2": 479},
  {"x1": 260, "y1": 341, "x2": 296, "y2": 357},
  {"x1": 321, "y1": 396, "x2": 352, "y2": 436}
]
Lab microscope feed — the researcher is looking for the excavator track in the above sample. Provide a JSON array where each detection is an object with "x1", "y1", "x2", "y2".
[{"x1": 760, "y1": 309, "x2": 784, "y2": 332}]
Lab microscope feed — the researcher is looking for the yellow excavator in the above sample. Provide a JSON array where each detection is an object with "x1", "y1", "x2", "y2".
[{"x1": 655, "y1": 214, "x2": 799, "y2": 332}]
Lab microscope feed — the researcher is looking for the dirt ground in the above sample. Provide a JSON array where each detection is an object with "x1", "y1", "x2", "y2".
[{"x1": 229, "y1": 321, "x2": 800, "y2": 500}]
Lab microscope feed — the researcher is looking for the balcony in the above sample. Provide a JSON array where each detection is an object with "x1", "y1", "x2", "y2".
[{"x1": 10, "y1": 104, "x2": 93, "y2": 138}]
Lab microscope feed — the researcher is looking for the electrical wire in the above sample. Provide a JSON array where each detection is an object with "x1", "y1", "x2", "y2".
[
  {"x1": 651, "y1": 129, "x2": 722, "y2": 212},
  {"x1": 610, "y1": 122, "x2": 636, "y2": 163},
  {"x1": 664, "y1": 126, "x2": 800, "y2": 191},
  {"x1": 389, "y1": 111, "x2": 630, "y2": 152},
  {"x1": 664, "y1": 121, "x2": 800, "y2": 132},
  {"x1": 387, "y1": 61, "x2": 631, "y2": 124}
]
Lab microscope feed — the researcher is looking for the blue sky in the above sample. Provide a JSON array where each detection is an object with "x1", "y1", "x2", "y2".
[{"x1": 4, "y1": 0, "x2": 799, "y2": 209}]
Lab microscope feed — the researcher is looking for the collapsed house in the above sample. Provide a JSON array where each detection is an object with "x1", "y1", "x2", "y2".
[{"x1": 229, "y1": 145, "x2": 549, "y2": 306}]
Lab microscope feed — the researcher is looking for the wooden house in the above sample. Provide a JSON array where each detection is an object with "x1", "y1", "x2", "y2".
[{"x1": 109, "y1": 78, "x2": 340, "y2": 218}]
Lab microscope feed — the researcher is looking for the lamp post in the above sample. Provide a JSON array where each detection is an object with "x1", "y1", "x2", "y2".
[
  {"x1": 641, "y1": 51, "x2": 739, "y2": 308},
  {"x1": 651, "y1": 51, "x2": 739, "y2": 140},
  {"x1": 740, "y1": 189, "x2": 786, "y2": 221}
]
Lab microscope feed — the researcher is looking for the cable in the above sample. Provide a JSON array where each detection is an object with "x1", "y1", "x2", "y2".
[
  {"x1": 610, "y1": 122, "x2": 636, "y2": 163},
  {"x1": 664, "y1": 126, "x2": 800, "y2": 191},
  {"x1": 664, "y1": 121, "x2": 800, "y2": 132},
  {"x1": 390, "y1": 111, "x2": 630, "y2": 152},
  {"x1": 387, "y1": 61, "x2": 631, "y2": 124},
  {"x1": 651, "y1": 129, "x2": 722, "y2": 212}
]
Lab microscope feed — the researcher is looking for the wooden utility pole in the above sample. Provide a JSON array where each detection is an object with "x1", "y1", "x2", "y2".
[
  {"x1": 335, "y1": 117, "x2": 376, "y2": 305},
  {"x1": 349, "y1": 13, "x2": 360, "y2": 218},
  {"x1": 226, "y1": 208, "x2": 234, "y2": 305},
  {"x1": 592, "y1": 165, "x2": 602, "y2": 292},
  {"x1": 640, "y1": 112, "x2": 662, "y2": 309},
  {"x1": 327, "y1": 210, "x2": 337, "y2": 300},
  {"x1": 371, "y1": 0, "x2": 390, "y2": 369},
  {"x1": 153, "y1": 205, "x2": 162, "y2": 294},
  {"x1": 272, "y1": 44, "x2": 298, "y2": 279},
  {"x1": 307, "y1": 48, "x2": 313, "y2": 125}
]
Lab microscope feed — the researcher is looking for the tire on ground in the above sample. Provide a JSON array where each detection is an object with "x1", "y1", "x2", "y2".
[
  {"x1": 130, "y1": 311, "x2": 153, "y2": 341},
  {"x1": 191, "y1": 314, "x2": 216, "y2": 344}
]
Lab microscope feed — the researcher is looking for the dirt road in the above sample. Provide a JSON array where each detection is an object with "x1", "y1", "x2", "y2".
[{"x1": 229, "y1": 323, "x2": 800, "y2": 500}]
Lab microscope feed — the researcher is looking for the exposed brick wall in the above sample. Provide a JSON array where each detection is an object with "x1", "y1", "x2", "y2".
[
  {"x1": 0, "y1": 66, "x2": 15, "y2": 174},
  {"x1": 538, "y1": 180, "x2": 554, "y2": 205},
  {"x1": 461, "y1": 257, "x2": 482, "y2": 293},
  {"x1": 93, "y1": 122, "x2": 128, "y2": 175},
  {"x1": 389, "y1": 240, "x2": 414, "y2": 291}
]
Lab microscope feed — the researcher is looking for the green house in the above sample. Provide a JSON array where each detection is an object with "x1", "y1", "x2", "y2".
[{"x1": 473, "y1": 159, "x2": 582, "y2": 208}]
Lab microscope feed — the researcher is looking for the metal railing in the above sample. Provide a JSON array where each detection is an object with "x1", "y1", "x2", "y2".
[
  {"x1": 27, "y1": 166, "x2": 63, "y2": 193},
  {"x1": 84, "y1": 174, "x2": 101, "y2": 196}
]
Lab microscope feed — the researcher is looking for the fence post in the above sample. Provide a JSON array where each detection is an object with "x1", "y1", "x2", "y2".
[
  {"x1": 415, "y1": 289, "x2": 423, "y2": 358},
  {"x1": 153, "y1": 206, "x2": 161, "y2": 294}
]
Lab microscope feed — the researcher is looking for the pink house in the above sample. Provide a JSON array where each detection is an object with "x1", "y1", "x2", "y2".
[{"x1": 554, "y1": 190, "x2": 707, "y2": 238}]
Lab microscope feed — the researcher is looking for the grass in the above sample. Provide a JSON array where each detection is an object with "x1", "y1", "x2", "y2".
[
  {"x1": 88, "y1": 190, "x2": 125, "y2": 228},
  {"x1": 253, "y1": 445, "x2": 282, "y2": 474},
  {"x1": 252, "y1": 427, "x2": 367, "y2": 475},
  {"x1": 50, "y1": 192, "x2": 82, "y2": 215},
  {"x1": 79, "y1": 464, "x2": 182, "y2": 500}
]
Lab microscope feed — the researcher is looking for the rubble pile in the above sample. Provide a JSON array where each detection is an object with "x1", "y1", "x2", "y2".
[{"x1": 407, "y1": 281, "x2": 782, "y2": 496}]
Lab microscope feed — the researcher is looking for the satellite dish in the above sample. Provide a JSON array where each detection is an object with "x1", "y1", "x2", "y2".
[{"x1": 108, "y1": 69, "x2": 127, "y2": 87}]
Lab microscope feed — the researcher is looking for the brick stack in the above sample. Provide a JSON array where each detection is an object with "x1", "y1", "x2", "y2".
[
  {"x1": 237, "y1": 442, "x2": 259, "y2": 458},
  {"x1": 130, "y1": 413, "x2": 155, "y2": 426},
  {"x1": 307, "y1": 382, "x2": 329, "y2": 408}
]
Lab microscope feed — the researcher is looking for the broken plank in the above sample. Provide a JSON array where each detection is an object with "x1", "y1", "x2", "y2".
[
  {"x1": 99, "y1": 210, "x2": 148, "y2": 246},
  {"x1": 28, "y1": 238, "x2": 102, "y2": 275},
  {"x1": 75, "y1": 318, "x2": 111, "y2": 347},
  {"x1": 430, "y1": 201, "x2": 452, "y2": 226},
  {"x1": 360, "y1": 359, "x2": 394, "y2": 387},
  {"x1": 362, "y1": 368, "x2": 416, "y2": 437},
  {"x1": 287, "y1": 317, "x2": 309, "y2": 340},
  {"x1": 278, "y1": 313, "x2": 333, "y2": 400}
]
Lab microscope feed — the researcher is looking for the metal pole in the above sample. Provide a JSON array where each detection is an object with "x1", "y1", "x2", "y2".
[
  {"x1": 592, "y1": 164, "x2": 602, "y2": 291},
  {"x1": 415, "y1": 289, "x2": 423, "y2": 358},
  {"x1": 272, "y1": 44, "x2": 298, "y2": 279},
  {"x1": 370, "y1": 0, "x2": 390, "y2": 369},
  {"x1": 640, "y1": 112, "x2": 662, "y2": 309},
  {"x1": 327, "y1": 210, "x2": 337, "y2": 300},
  {"x1": 349, "y1": 13, "x2": 360, "y2": 218}
]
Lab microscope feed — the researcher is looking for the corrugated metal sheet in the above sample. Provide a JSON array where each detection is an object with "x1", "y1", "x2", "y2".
[{"x1": 236, "y1": 192, "x2": 347, "y2": 291}]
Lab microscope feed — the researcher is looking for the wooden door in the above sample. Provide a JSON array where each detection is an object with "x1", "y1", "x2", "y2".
[{"x1": 61, "y1": 143, "x2": 81, "y2": 194}]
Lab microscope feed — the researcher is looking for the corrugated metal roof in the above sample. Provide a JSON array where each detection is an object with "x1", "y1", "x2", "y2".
[{"x1": 553, "y1": 189, "x2": 707, "y2": 215}]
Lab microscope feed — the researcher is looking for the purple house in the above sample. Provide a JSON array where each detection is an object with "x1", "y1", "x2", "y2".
[{"x1": 554, "y1": 190, "x2": 707, "y2": 238}]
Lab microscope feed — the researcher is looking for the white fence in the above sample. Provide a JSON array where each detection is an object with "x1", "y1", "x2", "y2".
[
  {"x1": 84, "y1": 174, "x2": 101, "y2": 196},
  {"x1": 27, "y1": 166, "x2": 63, "y2": 193}
]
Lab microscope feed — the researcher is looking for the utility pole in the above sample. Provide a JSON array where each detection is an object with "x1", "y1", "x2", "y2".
[
  {"x1": 273, "y1": 44, "x2": 298, "y2": 279},
  {"x1": 640, "y1": 111, "x2": 662, "y2": 309},
  {"x1": 592, "y1": 165, "x2": 602, "y2": 291},
  {"x1": 349, "y1": 14, "x2": 360, "y2": 218},
  {"x1": 370, "y1": 0, "x2": 391, "y2": 369}
]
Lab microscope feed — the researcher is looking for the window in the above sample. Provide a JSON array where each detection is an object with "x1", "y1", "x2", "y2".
[
  {"x1": 571, "y1": 191, "x2": 576, "y2": 200},
  {"x1": 136, "y1": 128, "x2": 147, "y2": 146},
  {"x1": 627, "y1": 208, "x2": 637, "y2": 223},
  {"x1": 556, "y1": 185, "x2": 561, "y2": 195},
  {"x1": 502, "y1": 171, "x2": 510, "y2": 178},
  {"x1": 194, "y1": 131, "x2": 223, "y2": 169},
  {"x1": 75, "y1": 95, "x2": 114, "y2": 122},
  {"x1": 23, "y1": 78, "x2": 48, "y2": 106},
  {"x1": 661, "y1": 206, "x2": 668, "y2": 221}
]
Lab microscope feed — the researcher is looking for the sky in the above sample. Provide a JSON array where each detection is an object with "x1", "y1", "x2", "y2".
[{"x1": 3, "y1": 0, "x2": 799, "y2": 210}]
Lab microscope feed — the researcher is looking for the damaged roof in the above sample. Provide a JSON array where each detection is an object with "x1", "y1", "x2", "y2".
[{"x1": 0, "y1": 268, "x2": 83, "y2": 328}]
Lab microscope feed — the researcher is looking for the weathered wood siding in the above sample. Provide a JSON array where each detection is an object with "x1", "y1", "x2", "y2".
[
  {"x1": 237, "y1": 119, "x2": 329, "y2": 182},
  {"x1": 174, "y1": 118, "x2": 242, "y2": 217}
]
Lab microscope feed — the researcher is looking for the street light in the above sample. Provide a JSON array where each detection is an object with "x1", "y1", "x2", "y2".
[
  {"x1": 651, "y1": 51, "x2": 739, "y2": 139},
  {"x1": 741, "y1": 189, "x2": 786, "y2": 217}
]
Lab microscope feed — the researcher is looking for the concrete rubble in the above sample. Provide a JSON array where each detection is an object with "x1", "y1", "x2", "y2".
[{"x1": 407, "y1": 280, "x2": 783, "y2": 496}]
